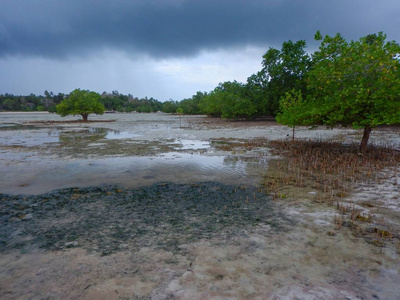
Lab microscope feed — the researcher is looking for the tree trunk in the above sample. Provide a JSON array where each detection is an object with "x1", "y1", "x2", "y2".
[
  {"x1": 359, "y1": 126, "x2": 372, "y2": 153},
  {"x1": 82, "y1": 113, "x2": 88, "y2": 121}
]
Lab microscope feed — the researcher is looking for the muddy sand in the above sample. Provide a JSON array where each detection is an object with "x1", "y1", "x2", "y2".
[{"x1": 0, "y1": 112, "x2": 399, "y2": 299}]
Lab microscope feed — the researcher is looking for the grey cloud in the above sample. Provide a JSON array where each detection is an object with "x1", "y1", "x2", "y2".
[{"x1": 0, "y1": 0, "x2": 399, "y2": 59}]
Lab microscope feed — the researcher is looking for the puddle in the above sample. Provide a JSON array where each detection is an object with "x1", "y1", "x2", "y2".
[
  {"x1": 0, "y1": 126, "x2": 142, "y2": 147},
  {"x1": 0, "y1": 152, "x2": 266, "y2": 195},
  {"x1": 0, "y1": 128, "x2": 60, "y2": 146},
  {"x1": 171, "y1": 139, "x2": 211, "y2": 150},
  {"x1": 0, "y1": 123, "x2": 37, "y2": 130},
  {"x1": 105, "y1": 130, "x2": 140, "y2": 140}
]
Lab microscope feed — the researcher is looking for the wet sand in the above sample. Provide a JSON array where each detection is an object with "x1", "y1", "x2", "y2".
[{"x1": 0, "y1": 112, "x2": 399, "y2": 299}]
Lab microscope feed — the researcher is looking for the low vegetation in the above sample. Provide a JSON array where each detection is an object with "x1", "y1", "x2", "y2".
[
  {"x1": 264, "y1": 139, "x2": 400, "y2": 250},
  {"x1": 264, "y1": 140, "x2": 400, "y2": 202}
]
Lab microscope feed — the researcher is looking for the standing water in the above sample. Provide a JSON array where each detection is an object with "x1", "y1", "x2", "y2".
[{"x1": 0, "y1": 112, "x2": 268, "y2": 194}]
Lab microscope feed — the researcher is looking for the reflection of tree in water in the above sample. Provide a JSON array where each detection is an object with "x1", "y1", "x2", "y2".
[
  {"x1": 47, "y1": 127, "x2": 62, "y2": 137},
  {"x1": 59, "y1": 128, "x2": 108, "y2": 144},
  {"x1": 223, "y1": 156, "x2": 247, "y2": 168},
  {"x1": 223, "y1": 155, "x2": 267, "y2": 167},
  {"x1": 0, "y1": 124, "x2": 37, "y2": 131},
  {"x1": 223, "y1": 155, "x2": 269, "y2": 179}
]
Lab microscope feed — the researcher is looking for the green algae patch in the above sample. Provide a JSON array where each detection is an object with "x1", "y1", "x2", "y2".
[{"x1": 1, "y1": 182, "x2": 287, "y2": 256}]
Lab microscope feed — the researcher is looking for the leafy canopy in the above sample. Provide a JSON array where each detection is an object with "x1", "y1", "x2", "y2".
[
  {"x1": 277, "y1": 31, "x2": 400, "y2": 152},
  {"x1": 57, "y1": 89, "x2": 105, "y2": 121},
  {"x1": 307, "y1": 31, "x2": 400, "y2": 129},
  {"x1": 199, "y1": 81, "x2": 257, "y2": 119},
  {"x1": 260, "y1": 40, "x2": 312, "y2": 115},
  {"x1": 276, "y1": 89, "x2": 305, "y2": 128},
  {"x1": 276, "y1": 89, "x2": 306, "y2": 140}
]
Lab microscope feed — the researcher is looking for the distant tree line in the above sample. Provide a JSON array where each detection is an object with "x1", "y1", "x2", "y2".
[
  {"x1": 0, "y1": 91, "x2": 64, "y2": 112},
  {"x1": 99, "y1": 91, "x2": 163, "y2": 113},
  {"x1": 0, "y1": 90, "x2": 164, "y2": 113}
]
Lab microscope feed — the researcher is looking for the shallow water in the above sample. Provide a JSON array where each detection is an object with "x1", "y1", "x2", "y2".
[
  {"x1": 0, "y1": 112, "x2": 268, "y2": 194},
  {"x1": 0, "y1": 152, "x2": 268, "y2": 195}
]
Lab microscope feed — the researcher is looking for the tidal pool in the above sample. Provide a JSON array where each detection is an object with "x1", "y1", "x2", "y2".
[
  {"x1": 0, "y1": 152, "x2": 268, "y2": 195},
  {"x1": 0, "y1": 112, "x2": 269, "y2": 194}
]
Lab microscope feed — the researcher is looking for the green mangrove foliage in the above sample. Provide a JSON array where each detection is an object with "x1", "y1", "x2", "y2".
[
  {"x1": 56, "y1": 89, "x2": 105, "y2": 121},
  {"x1": 260, "y1": 40, "x2": 312, "y2": 115},
  {"x1": 0, "y1": 91, "x2": 64, "y2": 112},
  {"x1": 192, "y1": 31, "x2": 400, "y2": 152},
  {"x1": 100, "y1": 91, "x2": 163, "y2": 113},
  {"x1": 281, "y1": 32, "x2": 400, "y2": 152},
  {"x1": 199, "y1": 81, "x2": 257, "y2": 119},
  {"x1": 276, "y1": 89, "x2": 305, "y2": 140},
  {"x1": 177, "y1": 91, "x2": 205, "y2": 115},
  {"x1": 310, "y1": 31, "x2": 400, "y2": 152},
  {"x1": 178, "y1": 39, "x2": 312, "y2": 118}
]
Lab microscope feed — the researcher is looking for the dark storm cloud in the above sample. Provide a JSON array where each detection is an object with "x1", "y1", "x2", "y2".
[{"x1": 0, "y1": 0, "x2": 399, "y2": 59}]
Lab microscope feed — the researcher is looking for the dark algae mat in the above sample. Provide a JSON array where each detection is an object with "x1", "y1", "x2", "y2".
[{"x1": 1, "y1": 182, "x2": 288, "y2": 256}]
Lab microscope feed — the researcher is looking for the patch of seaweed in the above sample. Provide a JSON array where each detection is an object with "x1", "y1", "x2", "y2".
[{"x1": 0, "y1": 182, "x2": 287, "y2": 256}]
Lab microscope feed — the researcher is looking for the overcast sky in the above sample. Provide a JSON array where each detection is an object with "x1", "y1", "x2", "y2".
[{"x1": 1, "y1": 0, "x2": 399, "y2": 101}]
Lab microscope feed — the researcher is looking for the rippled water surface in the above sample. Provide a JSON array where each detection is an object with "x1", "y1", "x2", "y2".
[{"x1": 0, "y1": 112, "x2": 269, "y2": 194}]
